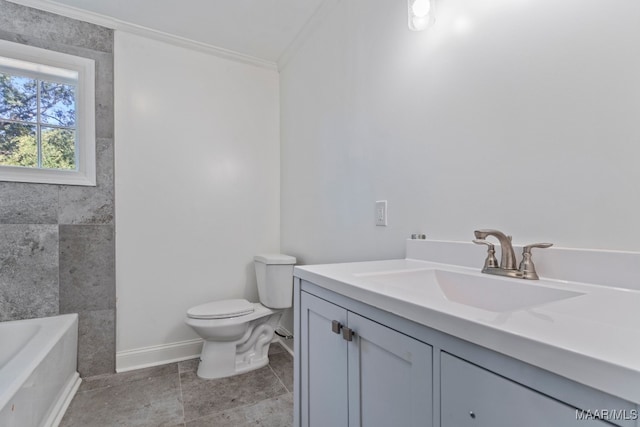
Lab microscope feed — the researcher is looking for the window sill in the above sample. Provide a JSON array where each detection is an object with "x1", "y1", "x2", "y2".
[{"x1": 0, "y1": 165, "x2": 96, "y2": 186}]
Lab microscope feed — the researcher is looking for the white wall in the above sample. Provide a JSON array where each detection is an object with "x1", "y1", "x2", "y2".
[
  {"x1": 280, "y1": 0, "x2": 640, "y2": 267},
  {"x1": 115, "y1": 31, "x2": 280, "y2": 367}
]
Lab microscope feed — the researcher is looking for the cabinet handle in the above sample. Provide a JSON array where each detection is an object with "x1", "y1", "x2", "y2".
[
  {"x1": 331, "y1": 320, "x2": 343, "y2": 334},
  {"x1": 342, "y1": 326, "x2": 355, "y2": 341}
]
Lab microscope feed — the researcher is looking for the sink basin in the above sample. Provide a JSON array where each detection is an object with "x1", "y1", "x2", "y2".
[{"x1": 357, "y1": 269, "x2": 584, "y2": 312}]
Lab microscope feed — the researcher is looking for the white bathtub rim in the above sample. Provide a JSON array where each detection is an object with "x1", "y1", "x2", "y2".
[
  {"x1": 0, "y1": 313, "x2": 78, "y2": 411},
  {"x1": 47, "y1": 372, "x2": 81, "y2": 427}
]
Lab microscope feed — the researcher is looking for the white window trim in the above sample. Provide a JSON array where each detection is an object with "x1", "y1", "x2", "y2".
[{"x1": 0, "y1": 39, "x2": 96, "y2": 186}]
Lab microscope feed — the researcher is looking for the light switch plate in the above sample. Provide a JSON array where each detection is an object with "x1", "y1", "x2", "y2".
[{"x1": 375, "y1": 200, "x2": 387, "y2": 226}]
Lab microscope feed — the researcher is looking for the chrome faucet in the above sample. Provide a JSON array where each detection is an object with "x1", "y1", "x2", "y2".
[{"x1": 473, "y1": 229, "x2": 552, "y2": 280}]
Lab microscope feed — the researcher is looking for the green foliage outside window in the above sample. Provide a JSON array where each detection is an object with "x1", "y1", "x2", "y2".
[{"x1": 0, "y1": 72, "x2": 77, "y2": 170}]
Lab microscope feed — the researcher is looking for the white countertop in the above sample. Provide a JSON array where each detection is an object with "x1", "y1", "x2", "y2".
[{"x1": 294, "y1": 258, "x2": 640, "y2": 404}]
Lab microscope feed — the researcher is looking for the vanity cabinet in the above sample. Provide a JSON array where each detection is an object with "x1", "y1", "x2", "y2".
[
  {"x1": 299, "y1": 291, "x2": 433, "y2": 427},
  {"x1": 295, "y1": 279, "x2": 638, "y2": 427}
]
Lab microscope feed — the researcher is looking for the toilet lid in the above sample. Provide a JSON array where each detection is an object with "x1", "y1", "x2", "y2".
[{"x1": 187, "y1": 299, "x2": 255, "y2": 319}]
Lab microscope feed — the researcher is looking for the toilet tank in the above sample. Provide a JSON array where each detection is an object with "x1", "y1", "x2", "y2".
[{"x1": 254, "y1": 254, "x2": 297, "y2": 309}]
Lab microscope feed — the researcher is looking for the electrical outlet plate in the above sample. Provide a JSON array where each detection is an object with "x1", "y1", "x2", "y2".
[{"x1": 375, "y1": 200, "x2": 387, "y2": 226}]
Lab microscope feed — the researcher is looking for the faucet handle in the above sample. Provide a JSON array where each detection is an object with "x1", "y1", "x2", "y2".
[
  {"x1": 473, "y1": 239, "x2": 493, "y2": 248},
  {"x1": 523, "y1": 242, "x2": 553, "y2": 252},
  {"x1": 473, "y1": 239, "x2": 499, "y2": 269},
  {"x1": 519, "y1": 243, "x2": 553, "y2": 280}
]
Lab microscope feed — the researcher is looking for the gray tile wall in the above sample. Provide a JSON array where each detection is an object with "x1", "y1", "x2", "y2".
[{"x1": 0, "y1": 0, "x2": 115, "y2": 377}]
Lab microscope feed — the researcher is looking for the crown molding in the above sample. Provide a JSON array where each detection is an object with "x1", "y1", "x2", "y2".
[
  {"x1": 277, "y1": 0, "x2": 341, "y2": 71},
  {"x1": 5, "y1": 0, "x2": 278, "y2": 70}
]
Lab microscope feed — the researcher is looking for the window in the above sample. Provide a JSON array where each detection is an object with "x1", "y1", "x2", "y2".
[{"x1": 0, "y1": 40, "x2": 95, "y2": 186}]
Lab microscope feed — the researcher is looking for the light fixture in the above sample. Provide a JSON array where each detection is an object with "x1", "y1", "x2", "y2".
[{"x1": 408, "y1": 0, "x2": 434, "y2": 31}]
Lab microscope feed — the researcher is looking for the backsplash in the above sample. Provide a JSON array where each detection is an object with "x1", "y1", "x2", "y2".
[
  {"x1": 0, "y1": 0, "x2": 115, "y2": 377},
  {"x1": 406, "y1": 239, "x2": 640, "y2": 291}
]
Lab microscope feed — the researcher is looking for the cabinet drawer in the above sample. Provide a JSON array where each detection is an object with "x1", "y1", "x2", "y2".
[{"x1": 441, "y1": 353, "x2": 611, "y2": 427}]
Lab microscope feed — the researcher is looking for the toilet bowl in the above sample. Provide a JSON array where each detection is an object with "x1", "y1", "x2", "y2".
[{"x1": 185, "y1": 254, "x2": 296, "y2": 379}]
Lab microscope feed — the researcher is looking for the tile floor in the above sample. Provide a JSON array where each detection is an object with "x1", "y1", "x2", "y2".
[{"x1": 60, "y1": 343, "x2": 294, "y2": 427}]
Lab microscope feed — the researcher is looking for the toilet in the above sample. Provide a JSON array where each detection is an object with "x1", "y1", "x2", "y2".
[{"x1": 185, "y1": 254, "x2": 296, "y2": 379}]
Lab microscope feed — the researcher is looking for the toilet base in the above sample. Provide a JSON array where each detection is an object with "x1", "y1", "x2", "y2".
[{"x1": 196, "y1": 312, "x2": 282, "y2": 379}]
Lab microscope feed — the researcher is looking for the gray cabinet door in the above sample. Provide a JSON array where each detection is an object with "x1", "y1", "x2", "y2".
[
  {"x1": 300, "y1": 291, "x2": 348, "y2": 427},
  {"x1": 347, "y1": 312, "x2": 433, "y2": 427},
  {"x1": 441, "y1": 352, "x2": 611, "y2": 427}
]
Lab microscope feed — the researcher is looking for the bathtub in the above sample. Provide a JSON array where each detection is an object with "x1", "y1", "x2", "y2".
[{"x1": 0, "y1": 314, "x2": 81, "y2": 427}]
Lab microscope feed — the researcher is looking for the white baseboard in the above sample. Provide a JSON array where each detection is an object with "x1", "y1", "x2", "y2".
[
  {"x1": 116, "y1": 333, "x2": 293, "y2": 373},
  {"x1": 275, "y1": 326, "x2": 294, "y2": 357},
  {"x1": 116, "y1": 338, "x2": 203, "y2": 373}
]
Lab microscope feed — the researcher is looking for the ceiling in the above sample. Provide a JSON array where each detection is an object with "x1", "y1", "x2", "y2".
[{"x1": 15, "y1": 0, "x2": 327, "y2": 63}]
